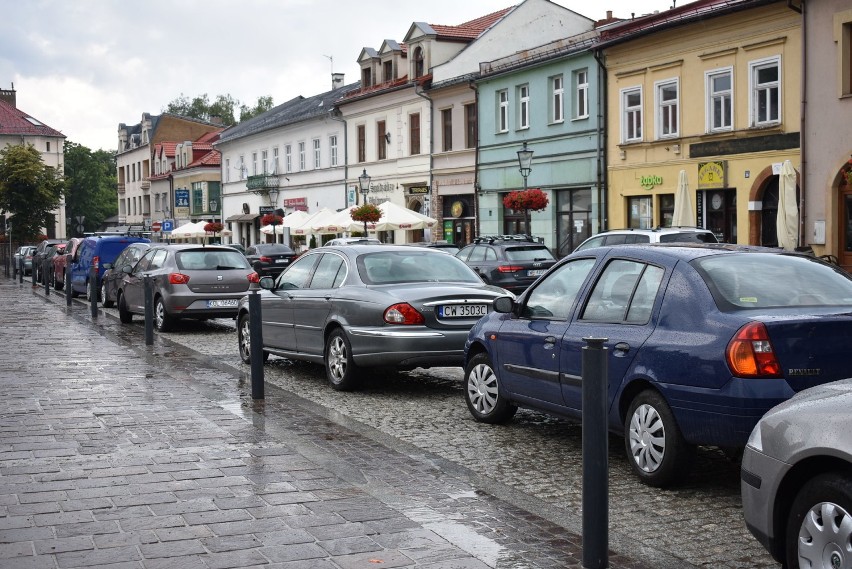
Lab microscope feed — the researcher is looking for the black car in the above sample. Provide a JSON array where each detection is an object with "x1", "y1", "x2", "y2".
[
  {"x1": 245, "y1": 243, "x2": 297, "y2": 277},
  {"x1": 32, "y1": 238, "x2": 64, "y2": 284},
  {"x1": 100, "y1": 242, "x2": 151, "y2": 308},
  {"x1": 455, "y1": 235, "x2": 557, "y2": 294}
]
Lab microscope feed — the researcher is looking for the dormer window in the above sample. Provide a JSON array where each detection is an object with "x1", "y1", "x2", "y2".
[
  {"x1": 414, "y1": 47, "x2": 425, "y2": 78},
  {"x1": 383, "y1": 60, "x2": 393, "y2": 83},
  {"x1": 362, "y1": 68, "x2": 372, "y2": 88}
]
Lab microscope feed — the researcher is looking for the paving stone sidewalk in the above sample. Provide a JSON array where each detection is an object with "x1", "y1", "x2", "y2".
[{"x1": 0, "y1": 275, "x2": 654, "y2": 569}]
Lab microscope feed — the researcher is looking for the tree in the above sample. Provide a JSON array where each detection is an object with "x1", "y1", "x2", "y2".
[
  {"x1": 239, "y1": 96, "x2": 275, "y2": 122},
  {"x1": 164, "y1": 93, "x2": 275, "y2": 125},
  {"x1": 0, "y1": 144, "x2": 64, "y2": 241},
  {"x1": 63, "y1": 141, "x2": 118, "y2": 236}
]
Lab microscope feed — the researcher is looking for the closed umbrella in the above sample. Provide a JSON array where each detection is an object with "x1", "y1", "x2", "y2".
[
  {"x1": 671, "y1": 170, "x2": 696, "y2": 227},
  {"x1": 776, "y1": 160, "x2": 798, "y2": 250}
]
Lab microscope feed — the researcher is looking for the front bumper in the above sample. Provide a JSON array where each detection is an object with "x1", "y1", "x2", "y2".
[{"x1": 740, "y1": 445, "x2": 790, "y2": 563}]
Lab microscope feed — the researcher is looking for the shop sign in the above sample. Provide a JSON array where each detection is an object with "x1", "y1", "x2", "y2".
[
  {"x1": 370, "y1": 182, "x2": 395, "y2": 193},
  {"x1": 408, "y1": 186, "x2": 429, "y2": 195},
  {"x1": 640, "y1": 175, "x2": 663, "y2": 190},
  {"x1": 282, "y1": 197, "x2": 306, "y2": 208},
  {"x1": 698, "y1": 161, "x2": 726, "y2": 189}
]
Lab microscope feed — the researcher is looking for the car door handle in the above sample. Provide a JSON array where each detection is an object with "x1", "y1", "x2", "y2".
[
  {"x1": 544, "y1": 336, "x2": 557, "y2": 344},
  {"x1": 613, "y1": 342, "x2": 630, "y2": 354}
]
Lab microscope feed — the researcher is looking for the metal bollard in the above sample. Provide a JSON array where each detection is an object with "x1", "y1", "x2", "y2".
[
  {"x1": 582, "y1": 337, "x2": 609, "y2": 569},
  {"x1": 143, "y1": 275, "x2": 154, "y2": 346},
  {"x1": 18, "y1": 257, "x2": 23, "y2": 284},
  {"x1": 89, "y1": 265, "x2": 98, "y2": 317},
  {"x1": 248, "y1": 288, "x2": 264, "y2": 399},
  {"x1": 43, "y1": 258, "x2": 50, "y2": 295},
  {"x1": 65, "y1": 253, "x2": 72, "y2": 307}
]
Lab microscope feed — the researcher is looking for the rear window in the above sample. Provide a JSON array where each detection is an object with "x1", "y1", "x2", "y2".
[
  {"x1": 358, "y1": 250, "x2": 482, "y2": 285},
  {"x1": 256, "y1": 244, "x2": 295, "y2": 254},
  {"x1": 505, "y1": 246, "x2": 556, "y2": 262},
  {"x1": 694, "y1": 253, "x2": 852, "y2": 309},
  {"x1": 176, "y1": 250, "x2": 251, "y2": 270},
  {"x1": 659, "y1": 231, "x2": 718, "y2": 244}
]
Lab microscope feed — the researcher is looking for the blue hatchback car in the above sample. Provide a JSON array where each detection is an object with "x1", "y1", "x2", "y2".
[
  {"x1": 463, "y1": 243, "x2": 852, "y2": 487},
  {"x1": 69, "y1": 234, "x2": 150, "y2": 300}
]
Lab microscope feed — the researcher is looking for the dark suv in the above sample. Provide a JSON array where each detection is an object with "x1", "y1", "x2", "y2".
[{"x1": 455, "y1": 235, "x2": 557, "y2": 294}]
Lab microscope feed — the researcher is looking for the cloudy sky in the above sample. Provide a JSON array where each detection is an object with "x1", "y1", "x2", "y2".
[{"x1": 2, "y1": 0, "x2": 669, "y2": 152}]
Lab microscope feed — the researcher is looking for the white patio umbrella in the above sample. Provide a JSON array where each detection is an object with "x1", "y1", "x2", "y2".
[
  {"x1": 776, "y1": 160, "x2": 799, "y2": 250},
  {"x1": 169, "y1": 221, "x2": 208, "y2": 239},
  {"x1": 294, "y1": 208, "x2": 340, "y2": 235},
  {"x1": 327, "y1": 205, "x2": 375, "y2": 234},
  {"x1": 374, "y1": 201, "x2": 437, "y2": 231},
  {"x1": 671, "y1": 170, "x2": 696, "y2": 227},
  {"x1": 259, "y1": 210, "x2": 313, "y2": 235}
]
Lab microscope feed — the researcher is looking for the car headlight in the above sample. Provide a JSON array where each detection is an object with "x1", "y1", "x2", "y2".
[{"x1": 746, "y1": 423, "x2": 763, "y2": 452}]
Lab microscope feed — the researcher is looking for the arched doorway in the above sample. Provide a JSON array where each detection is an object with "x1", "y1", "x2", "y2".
[
  {"x1": 837, "y1": 165, "x2": 852, "y2": 271},
  {"x1": 761, "y1": 178, "x2": 779, "y2": 247}
]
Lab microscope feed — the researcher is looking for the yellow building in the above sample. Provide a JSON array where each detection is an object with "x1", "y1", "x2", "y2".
[{"x1": 601, "y1": 0, "x2": 802, "y2": 246}]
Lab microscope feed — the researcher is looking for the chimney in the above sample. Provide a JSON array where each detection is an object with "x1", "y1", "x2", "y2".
[
  {"x1": 607, "y1": 10, "x2": 613, "y2": 19},
  {"x1": 0, "y1": 82, "x2": 16, "y2": 107},
  {"x1": 332, "y1": 73, "x2": 345, "y2": 90},
  {"x1": 210, "y1": 115, "x2": 223, "y2": 125}
]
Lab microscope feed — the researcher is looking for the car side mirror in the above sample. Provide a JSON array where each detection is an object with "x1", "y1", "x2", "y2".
[
  {"x1": 102, "y1": 262, "x2": 112, "y2": 270},
  {"x1": 493, "y1": 296, "x2": 515, "y2": 313},
  {"x1": 121, "y1": 265, "x2": 133, "y2": 274},
  {"x1": 259, "y1": 276, "x2": 275, "y2": 290}
]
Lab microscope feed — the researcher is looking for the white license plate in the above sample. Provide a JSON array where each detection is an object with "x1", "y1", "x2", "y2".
[
  {"x1": 528, "y1": 269, "x2": 547, "y2": 277},
  {"x1": 207, "y1": 299, "x2": 238, "y2": 308},
  {"x1": 439, "y1": 304, "x2": 488, "y2": 318},
  {"x1": 275, "y1": 259, "x2": 289, "y2": 264}
]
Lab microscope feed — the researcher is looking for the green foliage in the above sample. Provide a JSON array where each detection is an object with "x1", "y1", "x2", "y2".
[
  {"x1": 0, "y1": 143, "x2": 64, "y2": 241},
  {"x1": 164, "y1": 93, "x2": 275, "y2": 125},
  {"x1": 62, "y1": 141, "x2": 118, "y2": 236},
  {"x1": 239, "y1": 96, "x2": 275, "y2": 122}
]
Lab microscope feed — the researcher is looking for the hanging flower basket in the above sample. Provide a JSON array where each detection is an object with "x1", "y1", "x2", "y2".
[
  {"x1": 261, "y1": 214, "x2": 283, "y2": 227},
  {"x1": 204, "y1": 222, "x2": 224, "y2": 234},
  {"x1": 503, "y1": 188, "x2": 549, "y2": 212},
  {"x1": 350, "y1": 203, "x2": 382, "y2": 224}
]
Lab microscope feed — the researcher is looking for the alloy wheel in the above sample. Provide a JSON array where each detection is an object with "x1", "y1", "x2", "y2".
[{"x1": 327, "y1": 335, "x2": 347, "y2": 382}]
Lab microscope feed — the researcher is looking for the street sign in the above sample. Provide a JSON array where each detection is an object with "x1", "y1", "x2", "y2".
[
  {"x1": 151, "y1": 221, "x2": 162, "y2": 232},
  {"x1": 161, "y1": 220, "x2": 174, "y2": 232},
  {"x1": 259, "y1": 206, "x2": 274, "y2": 215}
]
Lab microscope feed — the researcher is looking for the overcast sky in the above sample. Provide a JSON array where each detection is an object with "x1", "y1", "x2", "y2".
[{"x1": 2, "y1": 0, "x2": 669, "y2": 152}]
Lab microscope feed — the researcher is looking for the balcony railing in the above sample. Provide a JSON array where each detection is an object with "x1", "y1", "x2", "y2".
[
  {"x1": 140, "y1": 180, "x2": 151, "y2": 191},
  {"x1": 246, "y1": 174, "x2": 280, "y2": 192},
  {"x1": 117, "y1": 183, "x2": 125, "y2": 194}
]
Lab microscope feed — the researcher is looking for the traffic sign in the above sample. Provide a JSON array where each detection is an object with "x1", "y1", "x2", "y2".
[
  {"x1": 151, "y1": 221, "x2": 162, "y2": 232},
  {"x1": 161, "y1": 220, "x2": 174, "y2": 232}
]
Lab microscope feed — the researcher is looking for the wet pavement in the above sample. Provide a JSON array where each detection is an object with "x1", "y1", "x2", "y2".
[{"x1": 0, "y1": 275, "x2": 664, "y2": 568}]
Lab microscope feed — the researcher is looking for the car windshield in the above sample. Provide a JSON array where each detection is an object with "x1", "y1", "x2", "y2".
[
  {"x1": 176, "y1": 250, "x2": 252, "y2": 270},
  {"x1": 659, "y1": 232, "x2": 718, "y2": 244},
  {"x1": 694, "y1": 253, "x2": 852, "y2": 309},
  {"x1": 505, "y1": 246, "x2": 556, "y2": 262},
  {"x1": 358, "y1": 250, "x2": 483, "y2": 285}
]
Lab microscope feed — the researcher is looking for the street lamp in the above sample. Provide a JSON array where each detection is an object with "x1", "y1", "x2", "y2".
[
  {"x1": 358, "y1": 169, "x2": 371, "y2": 235},
  {"x1": 268, "y1": 187, "x2": 280, "y2": 243},
  {"x1": 517, "y1": 141, "x2": 534, "y2": 191}
]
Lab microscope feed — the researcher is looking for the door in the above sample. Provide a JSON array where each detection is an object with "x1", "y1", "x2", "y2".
[
  {"x1": 291, "y1": 253, "x2": 345, "y2": 356},
  {"x1": 556, "y1": 188, "x2": 592, "y2": 257},
  {"x1": 760, "y1": 179, "x2": 779, "y2": 247},
  {"x1": 262, "y1": 253, "x2": 320, "y2": 350},
  {"x1": 840, "y1": 182, "x2": 852, "y2": 271}
]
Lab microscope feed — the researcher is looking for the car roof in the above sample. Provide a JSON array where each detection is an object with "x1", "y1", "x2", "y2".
[{"x1": 570, "y1": 242, "x2": 787, "y2": 262}]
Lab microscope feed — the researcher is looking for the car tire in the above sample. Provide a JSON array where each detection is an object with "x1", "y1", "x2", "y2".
[
  {"x1": 53, "y1": 271, "x2": 64, "y2": 291},
  {"x1": 464, "y1": 352, "x2": 518, "y2": 424},
  {"x1": 118, "y1": 293, "x2": 132, "y2": 324},
  {"x1": 237, "y1": 313, "x2": 268, "y2": 364},
  {"x1": 624, "y1": 389, "x2": 694, "y2": 488},
  {"x1": 785, "y1": 472, "x2": 852, "y2": 569},
  {"x1": 154, "y1": 297, "x2": 175, "y2": 332},
  {"x1": 101, "y1": 282, "x2": 113, "y2": 308},
  {"x1": 325, "y1": 328, "x2": 359, "y2": 391}
]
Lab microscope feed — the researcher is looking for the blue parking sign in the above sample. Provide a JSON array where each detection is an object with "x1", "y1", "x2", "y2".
[{"x1": 161, "y1": 220, "x2": 174, "y2": 232}]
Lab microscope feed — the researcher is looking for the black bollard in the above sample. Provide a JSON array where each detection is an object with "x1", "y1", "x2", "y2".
[
  {"x1": 43, "y1": 258, "x2": 50, "y2": 296},
  {"x1": 143, "y1": 275, "x2": 154, "y2": 345},
  {"x1": 89, "y1": 265, "x2": 98, "y2": 318},
  {"x1": 248, "y1": 288, "x2": 264, "y2": 399},
  {"x1": 18, "y1": 257, "x2": 23, "y2": 284},
  {"x1": 582, "y1": 337, "x2": 609, "y2": 569},
  {"x1": 65, "y1": 253, "x2": 72, "y2": 307}
]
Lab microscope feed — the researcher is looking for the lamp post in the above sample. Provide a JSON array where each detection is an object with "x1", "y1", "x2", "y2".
[
  {"x1": 268, "y1": 187, "x2": 280, "y2": 243},
  {"x1": 358, "y1": 169, "x2": 371, "y2": 235},
  {"x1": 516, "y1": 141, "x2": 534, "y2": 235}
]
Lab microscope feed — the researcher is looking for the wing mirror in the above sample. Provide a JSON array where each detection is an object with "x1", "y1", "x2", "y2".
[{"x1": 493, "y1": 296, "x2": 515, "y2": 313}]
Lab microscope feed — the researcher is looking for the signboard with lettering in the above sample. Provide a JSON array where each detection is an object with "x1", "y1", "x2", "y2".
[
  {"x1": 282, "y1": 197, "x2": 307, "y2": 208},
  {"x1": 407, "y1": 186, "x2": 429, "y2": 195},
  {"x1": 698, "y1": 161, "x2": 726, "y2": 189},
  {"x1": 174, "y1": 189, "x2": 190, "y2": 218},
  {"x1": 259, "y1": 206, "x2": 274, "y2": 215}
]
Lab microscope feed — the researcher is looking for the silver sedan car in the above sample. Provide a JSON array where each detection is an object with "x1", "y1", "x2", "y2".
[
  {"x1": 117, "y1": 244, "x2": 255, "y2": 331},
  {"x1": 237, "y1": 244, "x2": 511, "y2": 390},
  {"x1": 741, "y1": 378, "x2": 852, "y2": 569}
]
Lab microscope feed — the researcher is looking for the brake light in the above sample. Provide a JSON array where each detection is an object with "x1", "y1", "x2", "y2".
[
  {"x1": 726, "y1": 322, "x2": 782, "y2": 378},
  {"x1": 384, "y1": 303, "x2": 425, "y2": 325},
  {"x1": 259, "y1": 256, "x2": 273, "y2": 263},
  {"x1": 247, "y1": 272, "x2": 260, "y2": 283},
  {"x1": 497, "y1": 265, "x2": 524, "y2": 273},
  {"x1": 168, "y1": 273, "x2": 190, "y2": 285},
  {"x1": 91, "y1": 255, "x2": 100, "y2": 269}
]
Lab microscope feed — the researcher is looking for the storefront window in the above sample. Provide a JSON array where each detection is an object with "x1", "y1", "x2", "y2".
[
  {"x1": 627, "y1": 196, "x2": 653, "y2": 229},
  {"x1": 660, "y1": 194, "x2": 674, "y2": 227}
]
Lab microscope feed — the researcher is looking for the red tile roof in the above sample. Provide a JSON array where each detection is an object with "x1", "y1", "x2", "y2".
[
  {"x1": 431, "y1": 7, "x2": 513, "y2": 40},
  {"x1": 186, "y1": 150, "x2": 220, "y2": 169},
  {"x1": 0, "y1": 99, "x2": 64, "y2": 138}
]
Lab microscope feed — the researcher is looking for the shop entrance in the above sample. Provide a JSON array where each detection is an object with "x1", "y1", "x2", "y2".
[
  {"x1": 700, "y1": 189, "x2": 737, "y2": 243},
  {"x1": 839, "y1": 176, "x2": 852, "y2": 271}
]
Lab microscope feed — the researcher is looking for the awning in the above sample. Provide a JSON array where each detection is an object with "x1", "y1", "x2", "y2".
[{"x1": 225, "y1": 213, "x2": 260, "y2": 222}]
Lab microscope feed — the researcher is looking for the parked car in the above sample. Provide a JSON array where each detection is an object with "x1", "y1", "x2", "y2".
[
  {"x1": 43, "y1": 243, "x2": 67, "y2": 287},
  {"x1": 32, "y1": 239, "x2": 64, "y2": 284},
  {"x1": 407, "y1": 241, "x2": 460, "y2": 254},
  {"x1": 455, "y1": 235, "x2": 557, "y2": 294},
  {"x1": 69, "y1": 234, "x2": 150, "y2": 300},
  {"x1": 325, "y1": 237, "x2": 382, "y2": 246},
  {"x1": 117, "y1": 244, "x2": 254, "y2": 331},
  {"x1": 463, "y1": 243, "x2": 852, "y2": 487},
  {"x1": 51, "y1": 237, "x2": 83, "y2": 290},
  {"x1": 244, "y1": 243, "x2": 297, "y2": 277},
  {"x1": 741, "y1": 377, "x2": 852, "y2": 569},
  {"x1": 100, "y1": 242, "x2": 151, "y2": 308},
  {"x1": 574, "y1": 227, "x2": 718, "y2": 252},
  {"x1": 237, "y1": 244, "x2": 510, "y2": 391},
  {"x1": 225, "y1": 243, "x2": 246, "y2": 255},
  {"x1": 13, "y1": 245, "x2": 36, "y2": 275}
]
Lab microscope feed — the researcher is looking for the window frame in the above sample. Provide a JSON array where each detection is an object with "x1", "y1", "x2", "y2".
[
  {"x1": 551, "y1": 75, "x2": 564, "y2": 124},
  {"x1": 272, "y1": 146, "x2": 279, "y2": 174},
  {"x1": 621, "y1": 86, "x2": 643, "y2": 143},
  {"x1": 357, "y1": 125, "x2": 366, "y2": 163},
  {"x1": 574, "y1": 69, "x2": 589, "y2": 120},
  {"x1": 464, "y1": 103, "x2": 477, "y2": 149},
  {"x1": 497, "y1": 89, "x2": 509, "y2": 133},
  {"x1": 409, "y1": 113, "x2": 421, "y2": 155},
  {"x1": 517, "y1": 84, "x2": 530, "y2": 130},
  {"x1": 706, "y1": 67, "x2": 734, "y2": 133},
  {"x1": 329, "y1": 136, "x2": 338, "y2": 167},
  {"x1": 377, "y1": 120, "x2": 387, "y2": 160},
  {"x1": 441, "y1": 108, "x2": 453, "y2": 152},
  {"x1": 655, "y1": 78, "x2": 680, "y2": 139},
  {"x1": 749, "y1": 56, "x2": 781, "y2": 127},
  {"x1": 298, "y1": 141, "x2": 306, "y2": 171},
  {"x1": 312, "y1": 138, "x2": 321, "y2": 169},
  {"x1": 284, "y1": 145, "x2": 292, "y2": 173}
]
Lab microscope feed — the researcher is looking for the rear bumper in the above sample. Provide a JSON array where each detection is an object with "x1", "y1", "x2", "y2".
[
  {"x1": 161, "y1": 293, "x2": 247, "y2": 319},
  {"x1": 347, "y1": 326, "x2": 469, "y2": 368}
]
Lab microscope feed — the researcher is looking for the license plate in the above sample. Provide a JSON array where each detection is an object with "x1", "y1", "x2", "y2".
[
  {"x1": 439, "y1": 304, "x2": 488, "y2": 318},
  {"x1": 207, "y1": 299, "x2": 238, "y2": 308},
  {"x1": 528, "y1": 269, "x2": 547, "y2": 277},
  {"x1": 275, "y1": 259, "x2": 289, "y2": 264}
]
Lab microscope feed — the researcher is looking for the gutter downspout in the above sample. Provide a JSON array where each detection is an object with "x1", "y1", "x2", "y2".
[
  {"x1": 328, "y1": 108, "x2": 348, "y2": 209},
  {"x1": 414, "y1": 82, "x2": 434, "y2": 241},
  {"x1": 593, "y1": 48, "x2": 609, "y2": 233},
  {"x1": 470, "y1": 80, "x2": 481, "y2": 240},
  {"x1": 790, "y1": 0, "x2": 807, "y2": 249}
]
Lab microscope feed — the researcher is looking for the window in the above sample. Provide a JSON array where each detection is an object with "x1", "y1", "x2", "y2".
[
  {"x1": 575, "y1": 69, "x2": 589, "y2": 119},
  {"x1": 272, "y1": 147, "x2": 279, "y2": 174},
  {"x1": 285, "y1": 145, "x2": 292, "y2": 173},
  {"x1": 413, "y1": 47, "x2": 425, "y2": 78},
  {"x1": 261, "y1": 150, "x2": 268, "y2": 174},
  {"x1": 622, "y1": 87, "x2": 643, "y2": 142},
  {"x1": 252, "y1": 152, "x2": 258, "y2": 175},
  {"x1": 464, "y1": 103, "x2": 477, "y2": 149},
  {"x1": 298, "y1": 142, "x2": 306, "y2": 170},
  {"x1": 750, "y1": 57, "x2": 780, "y2": 126},
  {"x1": 329, "y1": 136, "x2": 338, "y2": 166},
  {"x1": 518, "y1": 84, "x2": 530, "y2": 129},
  {"x1": 383, "y1": 60, "x2": 393, "y2": 82},
  {"x1": 580, "y1": 260, "x2": 663, "y2": 324},
  {"x1": 522, "y1": 259, "x2": 595, "y2": 320},
  {"x1": 656, "y1": 79, "x2": 679, "y2": 138},
  {"x1": 313, "y1": 139, "x2": 321, "y2": 168},
  {"x1": 441, "y1": 108, "x2": 453, "y2": 152},
  {"x1": 551, "y1": 75, "x2": 564, "y2": 123},
  {"x1": 361, "y1": 68, "x2": 372, "y2": 88},
  {"x1": 225, "y1": 158, "x2": 230, "y2": 182},
  {"x1": 239, "y1": 155, "x2": 246, "y2": 180},
  {"x1": 843, "y1": 21, "x2": 852, "y2": 96},
  {"x1": 497, "y1": 90, "x2": 509, "y2": 133},
  {"x1": 46, "y1": 141, "x2": 51, "y2": 152},
  {"x1": 377, "y1": 120, "x2": 387, "y2": 160},
  {"x1": 409, "y1": 113, "x2": 421, "y2": 155},
  {"x1": 357, "y1": 125, "x2": 366, "y2": 162},
  {"x1": 707, "y1": 68, "x2": 733, "y2": 132}
]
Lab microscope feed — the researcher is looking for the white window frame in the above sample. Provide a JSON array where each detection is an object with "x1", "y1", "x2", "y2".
[
  {"x1": 252, "y1": 152, "x2": 258, "y2": 176},
  {"x1": 272, "y1": 146, "x2": 279, "y2": 174},
  {"x1": 261, "y1": 150, "x2": 268, "y2": 174},
  {"x1": 225, "y1": 158, "x2": 230, "y2": 183},
  {"x1": 518, "y1": 84, "x2": 530, "y2": 130},
  {"x1": 313, "y1": 138, "x2": 321, "y2": 169},
  {"x1": 574, "y1": 69, "x2": 589, "y2": 119},
  {"x1": 551, "y1": 75, "x2": 564, "y2": 124},
  {"x1": 749, "y1": 56, "x2": 781, "y2": 127},
  {"x1": 655, "y1": 78, "x2": 679, "y2": 139},
  {"x1": 706, "y1": 67, "x2": 734, "y2": 133},
  {"x1": 497, "y1": 89, "x2": 509, "y2": 133},
  {"x1": 298, "y1": 142, "x2": 306, "y2": 171},
  {"x1": 239, "y1": 155, "x2": 246, "y2": 180},
  {"x1": 285, "y1": 145, "x2": 292, "y2": 173},
  {"x1": 329, "y1": 135, "x2": 338, "y2": 166},
  {"x1": 621, "y1": 86, "x2": 643, "y2": 143}
]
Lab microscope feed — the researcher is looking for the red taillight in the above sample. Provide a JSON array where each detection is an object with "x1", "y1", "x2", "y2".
[
  {"x1": 384, "y1": 303, "x2": 425, "y2": 325},
  {"x1": 247, "y1": 272, "x2": 260, "y2": 283},
  {"x1": 497, "y1": 265, "x2": 524, "y2": 273},
  {"x1": 92, "y1": 255, "x2": 100, "y2": 269},
  {"x1": 259, "y1": 256, "x2": 273, "y2": 263},
  {"x1": 168, "y1": 273, "x2": 190, "y2": 285},
  {"x1": 726, "y1": 322, "x2": 782, "y2": 378}
]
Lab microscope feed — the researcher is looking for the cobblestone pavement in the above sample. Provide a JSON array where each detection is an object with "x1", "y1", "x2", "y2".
[{"x1": 4, "y1": 275, "x2": 781, "y2": 568}]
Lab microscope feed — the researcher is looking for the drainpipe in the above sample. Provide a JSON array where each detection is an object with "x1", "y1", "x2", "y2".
[
  {"x1": 470, "y1": 80, "x2": 481, "y2": 239},
  {"x1": 791, "y1": 0, "x2": 807, "y2": 249},
  {"x1": 593, "y1": 48, "x2": 609, "y2": 233},
  {"x1": 328, "y1": 108, "x2": 348, "y2": 209},
  {"x1": 414, "y1": 82, "x2": 434, "y2": 239}
]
